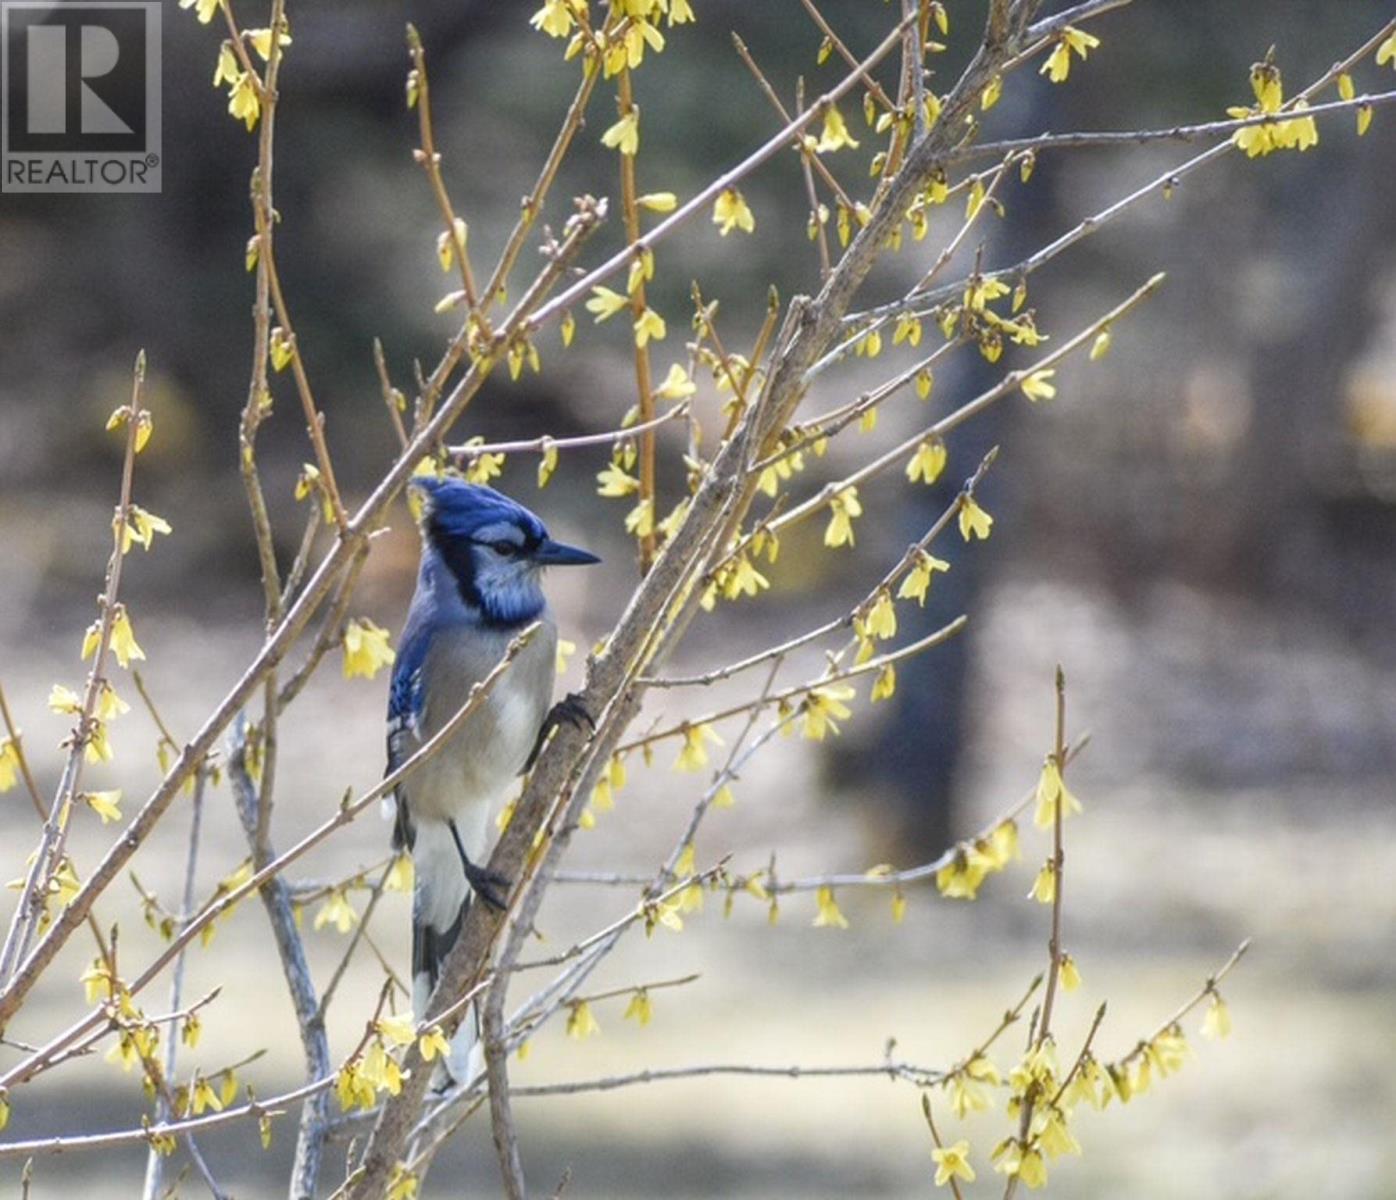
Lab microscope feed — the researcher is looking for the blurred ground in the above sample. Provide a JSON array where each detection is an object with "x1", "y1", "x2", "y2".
[{"x1": 1, "y1": 562, "x2": 1393, "y2": 1198}]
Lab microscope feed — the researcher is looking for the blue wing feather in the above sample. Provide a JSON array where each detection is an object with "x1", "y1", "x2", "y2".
[{"x1": 386, "y1": 618, "x2": 431, "y2": 821}]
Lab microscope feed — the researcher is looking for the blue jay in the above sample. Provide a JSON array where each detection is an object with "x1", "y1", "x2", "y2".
[{"x1": 387, "y1": 477, "x2": 599, "y2": 1084}]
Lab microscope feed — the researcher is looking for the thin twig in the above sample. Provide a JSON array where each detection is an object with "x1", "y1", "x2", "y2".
[
  {"x1": 0, "y1": 351, "x2": 146, "y2": 982},
  {"x1": 447, "y1": 402, "x2": 689, "y2": 462},
  {"x1": 140, "y1": 769, "x2": 210, "y2": 1200}
]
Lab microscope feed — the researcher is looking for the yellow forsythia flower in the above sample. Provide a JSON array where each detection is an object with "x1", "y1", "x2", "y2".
[
  {"x1": 601, "y1": 107, "x2": 640, "y2": 156},
  {"x1": 1040, "y1": 26, "x2": 1099, "y2": 83},
  {"x1": 936, "y1": 856, "x2": 986, "y2": 901},
  {"x1": 537, "y1": 441, "x2": 559, "y2": 489},
  {"x1": 674, "y1": 722, "x2": 723, "y2": 772},
  {"x1": 0, "y1": 739, "x2": 19, "y2": 792},
  {"x1": 550, "y1": 639, "x2": 578, "y2": 680},
  {"x1": 864, "y1": 591, "x2": 897, "y2": 640},
  {"x1": 529, "y1": 0, "x2": 576, "y2": 38},
  {"x1": 1059, "y1": 953, "x2": 1082, "y2": 992},
  {"x1": 464, "y1": 449, "x2": 505, "y2": 484},
  {"x1": 982, "y1": 819, "x2": 1020, "y2": 868},
  {"x1": 801, "y1": 684, "x2": 855, "y2": 740},
  {"x1": 812, "y1": 885, "x2": 849, "y2": 929},
  {"x1": 1227, "y1": 62, "x2": 1317, "y2": 157},
  {"x1": 993, "y1": 1141, "x2": 1047, "y2": 1188},
  {"x1": 623, "y1": 989, "x2": 653, "y2": 1026},
  {"x1": 905, "y1": 440, "x2": 947, "y2": 485},
  {"x1": 419, "y1": 1026, "x2": 451, "y2": 1061},
  {"x1": 384, "y1": 854, "x2": 413, "y2": 893},
  {"x1": 343, "y1": 618, "x2": 395, "y2": 680},
  {"x1": 376, "y1": 1013, "x2": 416, "y2": 1046},
  {"x1": 336, "y1": 1059, "x2": 375, "y2": 1112},
  {"x1": 109, "y1": 606, "x2": 146, "y2": 668},
  {"x1": 823, "y1": 486, "x2": 863, "y2": 547},
  {"x1": 116, "y1": 504, "x2": 172, "y2": 554},
  {"x1": 585, "y1": 286, "x2": 628, "y2": 322},
  {"x1": 228, "y1": 72, "x2": 261, "y2": 132},
  {"x1": 1033, "y1": 757, "x2": 1083, "y2": 829},
  {"x1": 387, "y1": 1164, "x2": 419, "y2": 1200},
  {"x1": 633, "y1": 307, "x2": 666, "y2": 347},
  {"x1": 596, "y1": 462, "x2": 640, "y2": 497},
  {"x1": 1201, "y1": 993, "x2": 1232, "y2": 1039},
  {"x1": 815, "y1": 105, "x2": 859, "y2": 153},
  {"x1": 932, "y1": 1140, "x2": 976, "y2": 1187},
  {"x1": 247, "y1": 23, "x2": 292, "y2": 62},
  {"x1": 178, "y1": 0, "x2": 220, "y2": 24},
  {"x1": 314, "y1": 890, "x2": 357, "y2": 933},
  {"x1": 105, "y1": 404, "x2": 154, "y2": 452},
  {"x1": 566, "y1": 1000, "x2": 600, "y2": 1039},
  {"x1": 1149, "y1": 1026, "x2": 1189, "y2": 1076},
  {"x1": 897, "y1": 551, "x2": 950, "y2": 606},
  {"x1": 1038, "y1": 1107, "x2": 1081, "y2": 1158},
  {"x1": 655, "y1": 362, "x2": 696, "y2": 399},
  {"x1": 958, "y1": 496, "x2": 993, "y2": 541},
  {"x1": 435, "y1": 218, "x2": 468, "y2": 274},
  {"x1": 1021, "y1": 368, "x2": 1057, "y2": 402},
  {"x1": 49, "y1": 684, "x2": 82, "y2": 713},
  {"x1": 712, "y1": 188, "x2": 755, "y2": 236},
  {"x1": 84, "y1": 789, "x2": 123, "y2": 824},
  {"x1": 360, "y1": 1040, "x2": 403, "y2": 1096},
  {"x1": 191, "y1": 1075, "x2": 223, "y2": 1115}
]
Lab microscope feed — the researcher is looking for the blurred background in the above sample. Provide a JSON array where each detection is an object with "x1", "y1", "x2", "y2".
[{"x1": 2, "y1": 1, "x2": 1395, "y2": 1196}]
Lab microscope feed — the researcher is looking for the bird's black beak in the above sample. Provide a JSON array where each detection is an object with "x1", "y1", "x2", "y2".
[{"x1": 532, "y1": 538, "x2": 601, "y2": 566}]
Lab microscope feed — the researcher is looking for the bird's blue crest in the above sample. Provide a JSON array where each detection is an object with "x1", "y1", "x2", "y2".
[{"x1": 412, "y1": 478, "x2": 548, "y2": 548}]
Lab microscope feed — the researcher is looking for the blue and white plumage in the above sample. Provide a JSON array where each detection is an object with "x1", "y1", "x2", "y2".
[{"x1": 388, "y1": 478, "x2": 598, "y2": 1085}]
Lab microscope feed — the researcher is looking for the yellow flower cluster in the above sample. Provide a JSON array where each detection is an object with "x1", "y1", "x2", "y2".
[
  {"x1": 1227, "y1": 60, "x2": 1318, "y2": 157},
  {"x1": 934, "y1": 819, "x2": 1019, "y2": 900},
  {"x1": 200, "y1": 10, "x2": 290, "y2": 134},
  {"x1": 336, "y1": 1036, "x2": 403, "y2": 1112}
]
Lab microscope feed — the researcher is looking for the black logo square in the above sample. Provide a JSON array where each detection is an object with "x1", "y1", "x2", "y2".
[{"x1": 6, "y1": 4, "x2": 147, "y2": 153}]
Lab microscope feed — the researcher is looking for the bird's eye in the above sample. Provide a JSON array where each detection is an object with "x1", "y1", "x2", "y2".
[{"x1": 492, "y1": 540, "x2": 518, "y2": 556}]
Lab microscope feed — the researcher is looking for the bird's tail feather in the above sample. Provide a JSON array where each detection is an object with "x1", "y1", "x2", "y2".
[{"x1": 409, "y1": 819, "x2": 480, "y2": 1089}]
